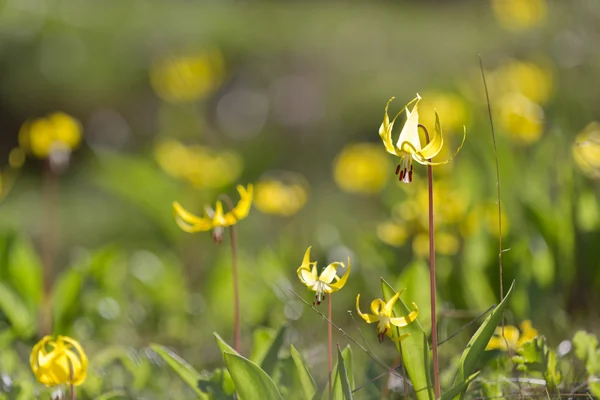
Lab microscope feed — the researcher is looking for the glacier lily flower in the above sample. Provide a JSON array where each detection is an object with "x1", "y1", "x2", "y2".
[
  {"x1": 173, "y1": 184, "x2": 253, "y2": 242},
  {"x1": 379, "y1": 94, "x2": 466, "y2": 183},
  {"x1": 297, "y1": 246, "x2": 350, "y2": 306},
  {"x1": 30, "y1": 335, "x2": 88, "y2": 387},
  {"x1": 356, "y1": 290, "x2": 419, "y2": 343},
  {"x1": 486, "y1": 320, "x2": 538, "y2": 351}
]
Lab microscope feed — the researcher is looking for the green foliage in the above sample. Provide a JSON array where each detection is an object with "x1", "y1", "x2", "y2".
[
  {"x1": 381, "y1": 277, "x2": 433, "y2": 400},
  {"x1": 290, "y1": 345, "x2": 317, "y2": 400},
  {"x1": 452, "y1": 281, "x2": 515, "y2": 398},
  {"x1": 513, "y1": 336, "x2": 562, "y2": 389},
  {"x1": 150, "y1": 344, "x2": 206, "y2": 398}
]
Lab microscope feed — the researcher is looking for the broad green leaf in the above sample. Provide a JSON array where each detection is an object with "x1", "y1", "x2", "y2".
[
  {"x1": 51, "y1": 268, "x2": 83, "y2": 334},
  {"x1": 260, "y1": 325, "x2": 287, "y2": 376},
  {"x1": 336, "y1": 346, "x2": 353, "y2": 400},
  {"x1": 214, "y1": 332, "x2": 239, "y2": 356},
  {"x1": 453, "y1": 281, "x2": 515, "y2": 399},
  {"x1": 223, "y1": 352, "x2": 283, "y2": 400},
  {"x1": 572, "y1": 330, "x2": 598, "y2": 362},
  {"x1": 440, "y1": 372, "x2": 480, "y2": 400},
  {"x1": 7, "y1": 236, "x2": 43, "y2": 310},
  {"x1": 150, "y1": 343, "x2": 206, "y2": 398},
  {"x1": 329, "y1": 345, "x2": 354, "y2": 400},
  {"x1": 250, "y1": 327, "x2": 276, "y2": 364},
  {"x1": 0, "y1": 282, "x2": 34, "y2": 338},
  {"x1": 290, "y1": 345, "x2": 317, "y2": 400},
  {"x1": 381, "y1": 278, "x2": 433, "y2": 400}
]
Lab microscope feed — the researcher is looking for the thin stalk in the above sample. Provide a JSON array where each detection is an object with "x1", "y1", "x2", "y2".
[
  {"x1": 42, "y1": 161, "x2": 58, "y2": 336},
  {"x1": 328, "y1": 292, "x2": 333, "y2": 400},
  {"x1": 419, "y1": 124, "x2": 440, "y2": 398},
  {"x1": 69, "y1": 360, "x2": 75, "y2": 400},
  {"x1": 229, "y1": 224, "x2": 240, "y2": 353},
  {"x1": 220, "y1": 195, "x2": 241, "y2": 353}
]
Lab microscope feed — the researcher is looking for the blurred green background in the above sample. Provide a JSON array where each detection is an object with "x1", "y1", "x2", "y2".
[{"x1": 1, "y1": 0, "x2": 600, "y2": 398}]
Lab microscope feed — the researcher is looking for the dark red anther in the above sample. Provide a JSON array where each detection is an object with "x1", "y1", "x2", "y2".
[
  {"x1": 395, "y1": 165, "x2": 401, "y2": 175},
  {"x1": 408, "y1": 170, "x2": 413, "y2": 182},
  {"x1": 399, "y1": 169, "x2": 405, "y2": 181}
]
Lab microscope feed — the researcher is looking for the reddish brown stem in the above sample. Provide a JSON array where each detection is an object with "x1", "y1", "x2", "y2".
[
  {"x1": 328, "y1": 292, "x2": 333, "y2": 400},
  {"x1": 420, "y1": 124, "x2": 440, "y2": 398}
]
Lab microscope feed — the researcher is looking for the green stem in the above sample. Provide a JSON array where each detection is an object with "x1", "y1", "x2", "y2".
[{"x1": 229, "y1": 224, "x2": 241, "y2": 353}]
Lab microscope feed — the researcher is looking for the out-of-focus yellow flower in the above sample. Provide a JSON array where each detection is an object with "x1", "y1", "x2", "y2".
[
  {"x1": 491, "y1": 0, "x2": 547, "y2": 31},
  {"x1": 379, "y1": 95, "x2": 466, "y2": 183},
  {"x1": 333, "y1": 142, "x2": 391, "y2": 194},
  {"x1": 418, "y1": 92, "x2": 468, "y2": 133},
  {"x1": 173, "y1": 184, "x2": 253, "y2": 242},
  {"x1": 297, "y1": 246, "x2": 350, "y2": 306},
  {"x1": 356, "y1": 290, "x2": 418, "y2": 343},
  {"x1": 154, "y1": 139, "x2": 242, "y2": 189},
  {"x1": 19, "y1": 112, "x2": 82, "y2": 159},
  {"x1": 498, "y1": 93, "x2": 544, "y2": 145},
  {"x1": 486, "y1": 320, "x2": 538, "y2": 351},
  {"x1": 500, "y1": 61, "x2": 553, "y2": 105},
  {"x1": 150, "y1": 50, "x2": 224, "y2": 103},
  {"x1": 573, "y1": 122, "x2": 600, "y2": 179},
  {"x1": 376, "y1": 221, "x2": 408, "y2": 247},
  {"x1": 30, "y1": 335, "x2": 87, "y2": 387},
  {"x1": 411, "y1": 231, "x2": 460, "y2": 257},
  {"x1": 254, "y1": 176, "x2": 307, "y2": 216}
]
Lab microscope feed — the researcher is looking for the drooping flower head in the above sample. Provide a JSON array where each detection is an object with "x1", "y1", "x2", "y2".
[
  {"x1": 356, "y1": 290, "x2": 419, "y2": 343},
  {"x1": 297, "y1": 246, "x2": 350, "y2": 306},
  {"x1": 378, "y1": 95, "x2": 466, "y2": 183},
  {"x1": 173, "y1": 184, "x2": 253, "y2": 242},
  {"x1": 30, "y1": 335, "x2": 88, "y2": 387}
]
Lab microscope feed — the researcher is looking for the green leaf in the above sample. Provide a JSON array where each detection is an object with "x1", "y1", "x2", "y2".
[
  {"x1": 7, "y1": 236, "x2": 43, "y2": 310},
  {"x1": 453, "y1": 280, "x2": 515, "y2": 399},
  {"x1": 329, "y1": 345, "x2": 354, "y2": 400},
  {"x1": 440, "y1": 372, "x2": 480, "y2": 400},
  {"x1": 0, "y1": 282, "x2": 35, "y2": 338},
  {"x1": 150, "y1": 343, "x2": 206, "y2": 398},
  {"x1": 336, "y1": 346, "x2": 353, "y2": 400},
  {"x1": 260, "y1": 325, "x2": 287, "y2": 377},
  {"x1": 290, "y1": 345, "x2": 317, "y2": 400},
  {"x1": 250, "y1": 327, "x2": 276, "y2": 364},
  {"x1": 51, "y1": 269, "x2": 83, "y2": 334},
  {"x1": 381, "y1": 278, "x2": 433, "y2": 400},
  {"x1": 214, "y1": 332, "x2": 239, "y2": 356},
  {"x1": 572, "y1": 330, "x2": 598, "y2": 362},
  {"x1": 223, "y1": 352, "x2": 283, "y2": 400}
]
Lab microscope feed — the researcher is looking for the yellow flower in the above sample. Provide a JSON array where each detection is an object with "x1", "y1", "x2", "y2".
[
  {"x1": 30, "y1": 335, "x2": 88, "y2": 387},
  {"x1": 333, "y1": 143, "x2": 391, "y2": 194},
  {"x1": 379, "y1": 95, "x2": 466, "y2": 183},
  {"x1": 150, "y1": 50, "x2": 224, "y2": 103},
  {"x1": 498, "y1": 93, "x2": 544, "y2": 145},
  {"x1": 19, "y1": 112, "x2": 82, "y2": 159},
  {"x1": 486, "y1": 320, "x2": 538, "y2": 351},
  {"x1": 254, "y1": 177, "x2": 307, "y2": 216},
  {"x1": 573, "y1": 122, "x2": 600, "y2": 179},
  {"x1": 296, "y1": 247, "x2": 350, "y2": 306},
  {"x1": 154, "y1": 139, "x2": 242, "y2": 188},
  {"x1": 356, "y1": 290, "x2": 419, "y2": 343},
  {"x1": 491, "y1": 0, "x2": 547, "y2": 32},
  {"x1": 173, "y1": 184, "x2": 253, "y2": 242}
]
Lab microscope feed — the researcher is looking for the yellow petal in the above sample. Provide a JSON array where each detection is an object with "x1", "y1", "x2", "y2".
[
  {"x1": 296, "y1": 247, "x2": 317, "y2": 286},
  {"x1": 370, "y1": 298, "x2": 385, "y2": 315},
  {"x1": 517, "y1": 320, "x2": 538, "y2": 348},
  {"x1": 417, "y1": 110, "x2": 444, "y2": 160},
  {"x1": 212, "y1": 201, "x2": 229, "y2": 227},
  {"x1": 173, "y1": 202, "x2": 212, "y2": 232},
  {"x1": 390, "y1": 333, "x2": 411, "y2": 342},
  {"x1": 232, "y1": 184, "x2": 254, "y2": 220},
  {"x1": 379, "y1": 97, "x2": 398, "y2": 155},
  {"x1": 328, "y1": 258, "x2": 350, "y2": 291},
  {"x1": 397, "y1": 98, "x2": 422, "y2": 154},
  {"x1": 60, "y1": 336, "x2": 88, "y2": 385},
  {"x1": 356, "y1": 294, "x2": 380, "y2": 324},
  {"x1": 413, "y1": 118, "x2": 467, "y2": 166},
  {"x1": 383, "y1": 289, "x2": 406, "y2": 317},
  {"x1": 486, "y1": 325, "x2": 520, "y2": 351},
  {"x1": 390, "y1": 302, "x2": 419, "y2": 327}
]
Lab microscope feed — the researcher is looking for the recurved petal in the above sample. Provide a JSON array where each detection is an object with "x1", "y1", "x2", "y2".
[
  {"x1": 390, "y1": 302, "x2": 419, "y2": 327},
  {"x1": 413, "y1": 119, "x2": 467, "y2": 166},
  {"x1": 232, "y1": 184, "x2": 253, "y2": 220},
  {"x1": 418, "y1": 110, "x2": 444, "y2": 160},
  {"x1": 328, "y1": 258, "x2": 351, "y2": 291},
  {"x1": 370, "y1": 298, "x2": 385, "y2": 315},
  {"x1": 383, "y1": 289, "x2": 405, "y2": 316},
  {"x1": 173, "y1": 202, "x2": 212, "y2": 232},
  {"x1": 61, "y1": 336, "x2": 88, "y2": 385},
  {"x1": 379, "y1": 97, "x2": 398, "y2": 155},
  {"x1": 297, "y1": 265, "x2": 318, "y2": 287},
  {"x1": 356, "y1": 294, "x2": 380, "y2": 324}
]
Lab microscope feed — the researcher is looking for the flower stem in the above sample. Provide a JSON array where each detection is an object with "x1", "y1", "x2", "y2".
[
  {"x1": 420, "y1": 124, "x2": 440, "y2": 398},
  {"x1": 41, "y1": 161, "x2": 58, "y2": 336},
  {"x1": 328, "y1": 292, "x2": 333, "y2": 400},
  {"x1": 70, "y1": 361, "x2": 75, "y2": 400},
  {"x1": 229, "y1": 224, "x2": 241, "y2": 353}
]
